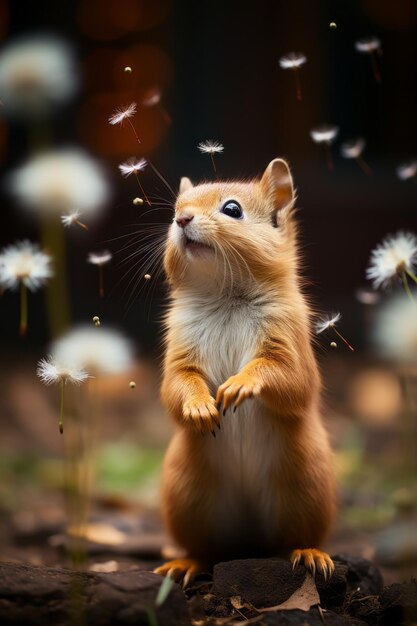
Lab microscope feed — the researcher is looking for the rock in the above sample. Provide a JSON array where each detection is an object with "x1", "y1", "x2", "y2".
[
  {"x1": 346, "y1": 592, "x2": 380, "y2": 625},
  {"x1": 260, "y1": 610, "x2": 368, "y2": 625},
  {"x1": 379, "y1": 581, "x2": 417, "y2": 626},
  {"x1": 0, "y1": 562, "x2": 191, "y2": 626},
  {"x1": 333, "y1": 554, "x2": 384, "y2": 595}
]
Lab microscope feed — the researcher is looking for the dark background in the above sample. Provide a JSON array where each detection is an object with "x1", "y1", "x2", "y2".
[{"x1": 1, "y1": 0, "x2": 416, "y2": 354}]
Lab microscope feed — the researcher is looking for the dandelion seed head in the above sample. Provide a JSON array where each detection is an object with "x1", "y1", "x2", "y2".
[
  {"x1": 61, "y1": 210, "x2": 83, "y2": 227},
  {"x1": 355, "y1": 37, "x2": 381, "y2": 53},
  {"x1": 366, "y1": 231, "x2": 417, "y2": 289},
  {"x1": 0, "y1": 35, "x2": 77, "y2": 117},
  {"x1": 0, "y1": 240, "x2": 53, "y2": 291},
  {"x1": 310, "y1": 125, "x2": 339, "y2": 144},
  {"x1": 118, "y1": 158, "x2": 147, "y2": 178},
  {"x1": 373, "y1": 294, "x2": 417, "y2": 363},
  {"x1": 9, "y1": 149, "x2": 109, "y2": 217},
  {"x1": 316, "y1": 312, "x2": 342, "y2": 335},
  {"x1": 341, "y1": 138, "x2": 366, "y2": 159},
  {"x1": 52, "y1": 326, "x2": 134, "y2": 375},
  {"x1": 279, "y1": 52, "x2": 307, "y2": 69},
  {"x1": 198, "y1": 140, "x2": 224, "y2": 154},
  {"x1": 37, "y1": 356, "x2": 89, "y2": 386},
  {"x1": 87, "y1": 250, "x2": 112, "y2": 266},
  {"x1": 397, "y1": 161, "x2": 417, "y2": 181},
  {"x1": 108, "y1": 102, "x2": 137, "y2": 125}
]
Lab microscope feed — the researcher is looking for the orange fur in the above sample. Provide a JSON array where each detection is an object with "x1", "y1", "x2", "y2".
[{"x1": 158, "y1": 159, "x2": 336, "y2": 577}]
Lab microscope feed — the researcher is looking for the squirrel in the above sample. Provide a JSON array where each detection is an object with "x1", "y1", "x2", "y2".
[{"x1": 154, "y1": 158, "x2": 336, "y2": 587}]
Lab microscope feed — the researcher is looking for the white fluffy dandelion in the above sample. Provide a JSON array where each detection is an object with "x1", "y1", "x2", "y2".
[
  {"x1": 372, "y1": 294, "x2": 417, "y2": 363},
  {"x1": 366, "y1": 231, "x2": 417, "y2": 302},
  {"x1": 355, "y1": 37, "x2": 382, "y2": 83},
  {"x1": 0, "y1": 35, "x2": 77, "y2": 117},
  {"x1": 310, "y1": 125, "x2": 339, "y2": 172},
  {"x1": 61, "y1": 210, "x2": 88, "y2": 230},
  {"x1": 52, "y1": 326, "x2": 134, "y2": 376},
  {"x1": 108, "y1": 102, "x2": 137, "y2": 126},
  {"x1": 397, "y1": 161, "x2": 417, "y2": 182},
  {"x1": 316, "y1": 312, "x2": 354, "y2": 351},
  {"x1": 87, "y1": 250, "x2": 112, "y2": 298},
  {"x1": 340, "y1": 138, "x2": 372, "y2": 175},
  {"x1": 118, "y1": 158, "x2": 150, "y2": 206},
  {"x1": 9, "y1": 149, "x2": 109, "y2": 218},
  {"x1": 198, "y1": 140, "x2": 224, "y2": 174},
  {"x1": 279, "y1": 52, "x2": 307, "y2": 101},
  {"x1": 37, "y1": 355, "x2": 89, "y2": 434},
  {"x1": 0, "y1": 240, "x2": 53, "y2": 336}
]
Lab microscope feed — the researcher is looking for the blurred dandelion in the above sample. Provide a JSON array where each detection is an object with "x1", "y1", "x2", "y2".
[
  {"x1": 198, "y1": 140, "x2": 224, "y2": 175},
  {"x1": 397, "y1": 161, "x2": 417, "y2": 183},
  {"x1": 61, "y1": 210, "x2": 88, "y2": 230},
  {"x1": 279, "y1": 52, "x2": 307, "y2": 101},
  {"x1": 373, "y1": 294, "x2": 417, "y2": 363},
  {"x1": 340, "y1": 138, "x2": 372, "y2": 175},
  {"x1": 142, "y1": 87, "x2": 171, "y2": 125},
  {"x1": 0, "y1": 35, "x2": 77, "y2": 118},
  {"x1": 37, "y1": 356, "x2": 88, "y2": 434},
  {"x1": 310, "y1": 125, "x2": 339, "y2": 172},
  {"x1": 0, "y1": 240, "x2": 53, "y2": 336},
  {"x1": 316, "y1": 312, "x2": 355, "y2": 351},
  {"x1": 355, "y1": 36, "x2": 382, "y2": 83},
  {"x1": 9, "y1": 149, "x2": 109, "y2": 218},
  {"x1": 119, "y1": 157, "x2": 151, "y2": 206},
  {"x1": 366, "y1": 231, "x2": 417, "y2": 303},
  {"x1": 87, "y1": 250, "x2": 112, "y2": 298}
]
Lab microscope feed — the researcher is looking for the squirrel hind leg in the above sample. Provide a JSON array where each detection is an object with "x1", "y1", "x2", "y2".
[
  {"x1": 290, "y1": 548, "x2": 335, "y2": 581},
  {"x1": 153, "y1": 558, "x2": 204, "y2": 588}
]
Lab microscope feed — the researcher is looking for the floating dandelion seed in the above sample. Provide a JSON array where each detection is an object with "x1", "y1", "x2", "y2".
[
  {"x1": 366, "y1": 231, "x2": 417, "y2": 304},
  {"x1": 397, "y1": 161, "x2": 417, "y2": 183},
  {"x1": 0, "y1": 240, "x2": 53, "y2": 336},
  {"x1": 142, "y1": 87, "x2": 171, "y2": 125},
  {"x1": 119, "y1": 158, "x2": 151, "y2": 206},
  {"x1": 355, "y1": 36, "x2": 382, "y2": 83},
  {"x1": 330, "y1": 342, "x2": 337, "y2": 349},
  {"x1": 87, "y1": 250, "x2": 112, "y2": 298},
  {"x1": 310, "y1": 125, "x2": 339, "y2": 172},
  {"x1": 329, "y1": 22, "x2": 337, "y2": 29},
  {"x1": 108, "y1": 102, "x2": 142, "y2": 145},
  {"x1": 340, "y1": 138, "x2": 372, "y2": 176},
  {"x1": 316, "y1": 312, "x2": 355, "y2": 352},
  {"x1": 37, "y1": 356, "x2": 88, "y2": 434},
  {"x1": 61, "y1": 210, "x2": 88, "y2": 230},
  {"x1": 133, "y1": 197, "x2": 143, "y2": 206},
  {"x1": 144, "y1": 274, "x2": 151, "y2": 280},
  {"x1": 279, "y1": 52, "x2": 307, "y2": 101},
  {"x1": 129, "y1": 381, "x2": 136, "y2": 389},
  {"x1": 92, "y1": 315, "x2": 100, "y2": 327},
  {"x1": 124, "y1": 66, "x2": 132, "y2": 74},
  {"x1": 198, "y1": 140, "x2": 224, "y2": 175}
]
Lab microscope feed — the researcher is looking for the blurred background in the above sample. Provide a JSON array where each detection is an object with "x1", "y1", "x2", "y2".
[{"x1": 0, "y1": 0, "x2": 416, "y2": 581}]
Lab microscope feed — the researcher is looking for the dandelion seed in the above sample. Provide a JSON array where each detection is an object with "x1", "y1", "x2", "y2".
[
  {"x1": 198, "y1": 140, "x2": 224, "y2": 175},
  {"x1": 92, "y1": 315, "x2": 100, "y2": 327},
  {"x1": 279, "y1": 52, "x2": 307, "y2": 101},
  {"x1": 340, "y1": 138, "x2": 372, "y2": 176},
  {"x1": 133, "y1": 197, "x2": 143, "y2": 206},
  {"x1": 129, "y1": 381, "x2": 136, "y2": 389},
  {"x1": 144, "y1": 274, "x2": 151, "y2": 280},
  {"x1": 316, "y1": 312, "x2": 355, "y2": 352},
  {"x1": 37, "y1": 356, "x2": 88, "y2": 434},
  {"x1": 0, "y1": 240, "x2": 53, "y2": 336},
  {"x1": 119, "y1": 158, "x2": 151, "y2": 206},
  {"x1": 142, "y1": 87, "x2": 171, "y2": 125},
  {"x1": 87, "y1": 250, "x2": 112, "y2": 298},
  {"x1": 108, "y1": 102, "x2": 137, "y2": 126},
  {"x1": 397, "y1": 161, "x2": 417, "y2": 182},
  {"x1": 61, "y1": 210, "x2": 88, "y2": 230},
  {"x1": 366, "y1": 231, "x2": 417, "y2": 303},
  {"x1": 310, "y1": 125, "x2": 339, "y2": 173},
  {"x1": 330, "y1": 341, "x2": 337, "y2": 349},
  {"x1": 52, "y1": 326, "x2": 134, "y2": 375},
  {"x1": 355, "y1": 36, "x2": 382, "y2": 83},
  {"x1": 124, "y1": 66, "x2": 132, "y2": 74},
  {"x1": 329, "y1": 22, "x2": 337, "y2": 29}
]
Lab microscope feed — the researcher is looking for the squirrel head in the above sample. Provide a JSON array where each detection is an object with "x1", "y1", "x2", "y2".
[{"x1": 164, "y1": 158, "x2": 298, "y2": 291}]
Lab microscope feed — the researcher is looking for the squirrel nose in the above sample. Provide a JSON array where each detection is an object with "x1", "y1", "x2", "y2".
[{"x1": 176, "y1": 214, "x2": 194, "y2": 228}]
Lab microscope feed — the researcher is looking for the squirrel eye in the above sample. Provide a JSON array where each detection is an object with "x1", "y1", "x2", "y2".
[{"x1": 221, "y1": 200, "x2": 243, "y2": 219}]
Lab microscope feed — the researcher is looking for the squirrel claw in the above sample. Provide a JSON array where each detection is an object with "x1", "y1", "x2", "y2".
[
  {"x1": 154, "y1": 558, "x2": 201, "y2": 589},
  {"x1": 290, "y1": 548, "x2": 334, "y2": 580}
]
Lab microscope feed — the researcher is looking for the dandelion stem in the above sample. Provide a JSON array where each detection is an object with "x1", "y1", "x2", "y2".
[
  {"x1": 75, "y1": 219, "x2": 88, "y2": 230},
  {"x1": 147, "y1": 159, "x2": 176, "y2": 199},
  {"x1": 401, "y1": 271, "x2": 416, "y2": 305},
  {"x1": 134, "y1": 173, "x2": 151, "y2": 206},
  {"x1": 59, "y1": 379, "x2": 65, "y2": 434},
  {"x1": 331, "y1": 325, "x2": 355, "y2": 352},
  {"x1": 19, "y1": 281, "x2": 27, "y2": 337},
  {"x1": 293, "y1": 68, "x2": 302, "y2": 101},
  {"x1": 127, "y1": 118, "x2": 142, "y2": 144},
  {"x1": 323, "y1": 143, "x2": 334, "y2": 173},
  {"x1": 210, "y1": 153, "x2": 217, "y2": 175},
  {"x1": 404, "y1": 267, "x2": 417, "y2": 285},
  {"x1": 356, "y1": 155, "x2": 372, "y2": 176},
  {"x1": 370, "y1": 51, "x2": 381, "y2": 83}
]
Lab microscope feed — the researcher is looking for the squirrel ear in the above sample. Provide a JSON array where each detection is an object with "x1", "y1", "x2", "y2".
[
  {"x1": 179, "y1": 177, "x2": 193, "y2": 194},
  {"x1": 260, "y1": 158, "x2": 295, "y2": 217}
]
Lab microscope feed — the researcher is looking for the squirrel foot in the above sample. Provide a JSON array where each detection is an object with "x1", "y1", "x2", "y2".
[
  {"x1": 216, "y1": 373, "x2": 261, "y2": 414},
  {"x1": 290, "y1": 548, "x2": 334, "y2": 581},
  {"x1": 153, "y1": 558, "x2": 202, "y2": 588}
]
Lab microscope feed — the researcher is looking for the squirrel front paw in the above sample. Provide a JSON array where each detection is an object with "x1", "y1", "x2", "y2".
[
  {"x1": 216, "y1": 373, "x2": 262, "y2": 415},
  {"x1": 182, "y1": 395, "x2": 220, "y2": 435}
]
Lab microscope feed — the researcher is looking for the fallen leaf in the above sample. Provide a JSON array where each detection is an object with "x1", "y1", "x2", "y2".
[
  {"x1": 256, "y1": 572, "x2": 320, "y2": 612},
  {"x1": 67, "y1": 523, "x2": 127, "y2": 545}
]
